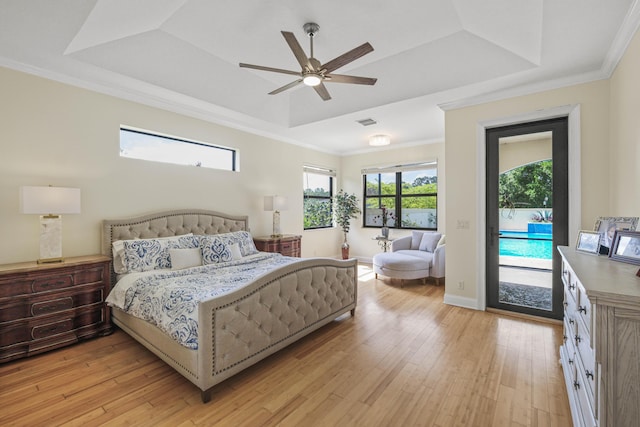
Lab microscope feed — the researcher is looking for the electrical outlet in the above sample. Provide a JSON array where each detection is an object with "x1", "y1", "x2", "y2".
[
  {"x1": 458, "y1": 281, "x2": 465, "y2": 290},
  {"x1": 456, "y1": 220, "x2": 470, "y2": 229}
]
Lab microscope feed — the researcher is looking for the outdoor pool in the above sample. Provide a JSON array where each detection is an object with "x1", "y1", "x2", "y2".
[{"x1": 499, "y1": 231, "x2": 553, "y2": 259}]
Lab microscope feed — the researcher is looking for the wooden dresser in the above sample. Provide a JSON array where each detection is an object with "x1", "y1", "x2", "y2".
[
  {"x1": 0, "y1": 255, "x2": 112, "y2": 363},
  {"x1": 253, "y1": 235, "x2": 301, "y2": 257},
  {"x1": 558, "y1": 246, "x2": 640, "y2": 427}
]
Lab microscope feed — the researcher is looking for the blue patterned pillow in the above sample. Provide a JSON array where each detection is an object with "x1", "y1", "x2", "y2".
[
  {"x1": 219, "y1": 231, "x2": 258, "y2": 257},
  {"x1": 123, "y1": 235, "x2": 201, "y2": 272},
  {"x1": 200, "y1": 235, "x2": 232, "y2": 264},
  {"x1": 200, "y1": 231, "x2": 258, "y2": 264}
]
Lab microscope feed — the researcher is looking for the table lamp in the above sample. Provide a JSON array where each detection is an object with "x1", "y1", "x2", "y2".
[
  {"x1": 264, "y1": 195, "x2": 287, "y2": 237},
  {"x1": 20, "y1": 186, "x2": 81, "y2": 263}
]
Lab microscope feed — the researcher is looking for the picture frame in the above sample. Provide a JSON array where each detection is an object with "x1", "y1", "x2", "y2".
[
  {"x1": 594, "y1": 216, "x2": 639, "y2": 255},
  {"x1": 609, "y1": 230, "x2": 640, "y2": 265},
  {"x1": 576, "y1": 230, "x2": 601, "y2": 254}
]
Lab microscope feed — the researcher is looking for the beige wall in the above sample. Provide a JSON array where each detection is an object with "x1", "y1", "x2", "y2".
[
  {"x1": 0, "y1": 66, "x2": 346, "y2": 263},
  {"x1": 610, "y1": 27, "x2": 640, "y2": 215},
  {"x1": 444, "y1": 80, "x2": 610, "y2": 307},
  {"x1": 340, "y1": 142, "x2": 445, "y2": 262}
]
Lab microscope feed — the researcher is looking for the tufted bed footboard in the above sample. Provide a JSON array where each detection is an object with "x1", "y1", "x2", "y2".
[{"x1": 103, "y1": 210, "x2": 357, "y2": 402}]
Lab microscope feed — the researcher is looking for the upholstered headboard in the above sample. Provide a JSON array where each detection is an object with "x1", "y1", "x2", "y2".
[{"x1": 102, "y1": 209, "x2": 249, "y2": 280}]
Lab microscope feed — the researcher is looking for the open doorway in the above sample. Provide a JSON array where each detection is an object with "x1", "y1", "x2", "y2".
[{"x1": 486, "y1": 118, "x2": 568, "y2": 320}]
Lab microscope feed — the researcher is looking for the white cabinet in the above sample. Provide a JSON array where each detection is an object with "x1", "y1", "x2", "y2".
[{"x1": 559, "y1": 247, "x2": 640, "y2": 427}]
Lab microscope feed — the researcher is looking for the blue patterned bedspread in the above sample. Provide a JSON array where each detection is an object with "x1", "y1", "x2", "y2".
[{"x1": 106, "y1": 253, "x2": 298, "y2": 349}]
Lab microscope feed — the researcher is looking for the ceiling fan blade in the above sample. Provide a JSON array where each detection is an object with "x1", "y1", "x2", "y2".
[
  {"x1": 239, "y1": 63, "x2": 301, "y2": 76},
  {"x1": 313, "y1": 82, "x2": 331, "y2": 101},
  {"x1": 269, "y1": 79, "x2": 303, "y2": 95},
  {"x1": 281, "y1": 31, "x2": 312, "y2": 71},
  {"x1": 321, "y1": 42, "x2": 374, "y2": 74},
  {"x1": 325, "y1": 74, "x2": 377, "y2": 85}
]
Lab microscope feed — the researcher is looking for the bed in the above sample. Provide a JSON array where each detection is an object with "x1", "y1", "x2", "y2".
[{"x1": 101, "y1": 209, "x2": 357, "y2": 403}]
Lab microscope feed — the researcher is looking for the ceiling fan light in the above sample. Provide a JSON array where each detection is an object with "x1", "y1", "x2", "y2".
[
  {"x1": 303, "y1": 74, "x2": 322, "y2": 86},
  {"x1": 369, "y1": 134, "x2": 391, "y2": 146}
]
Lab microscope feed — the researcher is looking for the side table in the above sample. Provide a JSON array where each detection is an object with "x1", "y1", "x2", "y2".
[{"x1": 373, "y1": 236, "x2": 394, "y2": 252}]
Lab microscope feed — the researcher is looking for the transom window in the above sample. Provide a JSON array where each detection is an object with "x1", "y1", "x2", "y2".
[
  {"x1": 303, "y1": 166, "x2": 335, "y2": 230},
  {"x1": 120, "y1": 127, "x2": 237, "y2": 171},
  {"x1": 363, "y1": 162, "x2": 438, "y2": 230}
]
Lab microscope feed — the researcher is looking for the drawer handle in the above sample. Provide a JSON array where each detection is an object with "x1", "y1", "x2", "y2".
[
  {"x1": 568, "y1": 357, "x2": 574, "y2": 365},
  {"x1": 563, "y1": 334, "x2": 567, "y2": 343},
  {"x1": 585, "y1": 370, "x2": 594, "y2": 380},
  {"x1": 563, "y1": 301, "x2": 568, "y2": 308},
  {"x1": 39, "y1": 324, "x2": 64, "y2": 334},
  {"x1": 569, "y1": 318, "x2": 575, "y2": 324},
  {"x1": 41, "y1": 280, "x2": 66, "y2": 288},
  {"x1": 575, "y1": 335, "x2": 581, "y2": 344},
  {"x1": 569, "y1": 284, "x2": 575, "y2": 290},
  {"x1": 578, "y1": 306, "x2": 587, "y2": 314},
  {"x1": 573, "y1": 380, "x2": 580, "y2": 390}
]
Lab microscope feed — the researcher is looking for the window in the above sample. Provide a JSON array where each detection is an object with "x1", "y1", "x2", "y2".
[
  {"x1": 303, "y1": 166, "x2": 335, "y2": 230},
  {"x1": 363, "y1": 162, "x2": 438, "y2": 230},
  {"x1": 120, "y1": 127, "x2": 237, "y2": 171}
]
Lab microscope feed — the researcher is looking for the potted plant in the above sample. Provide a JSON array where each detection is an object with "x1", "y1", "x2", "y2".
[
  {"x1": 333, "y1": 189, "x2": 361, "y2": 259},
  {"x1": 373, "y1": 205, "x2": 395, "y2": 238}
]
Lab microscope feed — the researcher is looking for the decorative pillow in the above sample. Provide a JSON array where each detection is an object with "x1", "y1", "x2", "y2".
[
  {"x1": 122, "y1": 235, "x2": 200, "y2": 272},
  {"x1": 112, "y1": 234, "x2": 194, "y2": 274},
  {"x1": 228, "y1": 243, "x2": 243, "y2": 260},
  {"x1": 419, "y1": 232, "x2": 442, "y2": 253},
  {"x1": 218, "y1": 231, "x2": 258, "y2": 257},
  {"x1": 411, "y1": 231, "x2": 425, "y2": 250},
  {"x1": 201, "y1": 231, "x2": 257, "y2": 265},
  {"x1": 170, "y1": 248, "x2": 203, "y2": 270},
  {"x1": 437, "y1": 234, "x2": 446, "y2": 247},
  {"x1": 200, "y1": 235, "x2": 233, "y2": 264}
]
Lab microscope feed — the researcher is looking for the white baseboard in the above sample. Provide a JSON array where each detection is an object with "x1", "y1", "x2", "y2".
[{"x1": 443, "y1": 293, "x2": 482, "y2": 310}]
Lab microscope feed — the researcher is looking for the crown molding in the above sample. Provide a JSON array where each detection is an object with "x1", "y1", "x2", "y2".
[{"x1": 601, "y1": 0, "x2": 640, "y2": 77}]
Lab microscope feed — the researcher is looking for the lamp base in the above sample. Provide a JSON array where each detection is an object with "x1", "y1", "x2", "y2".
[
  {"x1": 39, "y1": 215, "x2": 63, "y2": 263},
  {"x1": 272, "y1": 210, "x2": 282, "y2": 237}
]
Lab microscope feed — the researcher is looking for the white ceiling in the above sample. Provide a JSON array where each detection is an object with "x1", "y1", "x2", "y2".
[{"x1": 1, "y1": 0, "x2": 639, "y2": 155}]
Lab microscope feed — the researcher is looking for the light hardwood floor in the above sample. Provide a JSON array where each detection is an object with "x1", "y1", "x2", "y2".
[{"x1": 0, "y1": 264, "x2": 572, "y2": 426}]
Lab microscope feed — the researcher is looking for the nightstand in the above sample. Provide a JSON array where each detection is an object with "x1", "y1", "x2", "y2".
[
  {"x1": 0, "y1": 255, "x2": 112, "y2": 363},
  {"x1": 254, "y1": 235, "x2": 302, "y2": 257}
]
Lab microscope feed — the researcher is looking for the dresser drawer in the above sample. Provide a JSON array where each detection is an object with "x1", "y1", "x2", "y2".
[
  {"x1": 0, "y1": 287, "x2": 104, "y2": 322},
  {"x1": 0, "y1": 306, "x2": 105, "y2": 347},
  {"x1": 576, "y1": 283, "x2": 592, "y2": 336},
  {"x1": 0, "y1": 265, "x2": 107, "y2": 298},
  {"x1": 575, "y1": 356, "x2": 597, "y2": 426}
]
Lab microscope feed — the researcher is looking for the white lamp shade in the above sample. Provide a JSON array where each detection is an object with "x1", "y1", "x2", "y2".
[
  {"x1": 20, "y1": 186, "x2": 81, "y2": 214},
  {"x1": 264, "y1": 195, "x2": 288, "y2": 211}
]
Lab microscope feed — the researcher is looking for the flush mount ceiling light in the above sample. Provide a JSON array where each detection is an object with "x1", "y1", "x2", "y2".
[{"x1": 369, "y1": 134, "x2": 391, "y2": 146}]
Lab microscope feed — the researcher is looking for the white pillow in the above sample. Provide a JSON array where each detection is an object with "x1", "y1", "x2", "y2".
[
  {"x1": 228, "y1": 243, "x2": 243, "y2": 260},
  {"x1": 411, "y1": 231, "x2": 424, "y2": 250},
  {"x1": 419, "y1": 232, "x2": 442, "y2": 252},
  {"x1": 112, "y1": 234, "x2": 193, "y2": 274},
  {"x1": 170, "y1": 248, "x2": 203, "y2": 270}
]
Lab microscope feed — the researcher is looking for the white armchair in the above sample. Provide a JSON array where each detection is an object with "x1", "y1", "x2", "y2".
[{"x1": 390, "y1": 232, "x2": 445, "y2": 284}]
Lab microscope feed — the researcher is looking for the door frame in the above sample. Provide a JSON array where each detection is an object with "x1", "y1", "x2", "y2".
[
  {"x1": 486, "y1": 118, "x2": 568, "y2": 319},
  {"x1": 474, "y1": 105, "x2": 581, "y2": 311}
]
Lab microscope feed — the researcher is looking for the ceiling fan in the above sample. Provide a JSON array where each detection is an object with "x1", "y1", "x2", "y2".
[{"x1": 239, "y1": 23, "x2": 377, "y2": 101}]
